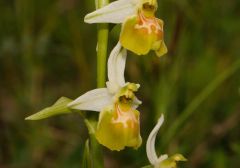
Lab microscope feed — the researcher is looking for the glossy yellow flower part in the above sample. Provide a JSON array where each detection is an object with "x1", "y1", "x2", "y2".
[
  {"x1": 120, "y1": 2, "x2": 167, "y2": 56},
  {"x1": 85, "y1": 0, "x2": 167, "y2": 57},
  {"x1": 96, "y1": 95, "x2": 141, "y2": 151},
  {"x1": 68, "y1": 43, "x2": 142, "y2": 151}
]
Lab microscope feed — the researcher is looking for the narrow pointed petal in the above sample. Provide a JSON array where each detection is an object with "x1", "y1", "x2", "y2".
[
  {"x1": 84, "y1": 0, "x2": 137, "y2": 24},
  {"x1": 107, "y1": 42, "x2": 127, "y2": 88},
  {"x1": 68, "y1": 88, "x2": 112, "y2": 112},
  {"x1": 146, "y1": 114, "x2": 164, "y2": 165},
  {"x1": 25, "y1": 97, "x2": 72, "y2": 120}
]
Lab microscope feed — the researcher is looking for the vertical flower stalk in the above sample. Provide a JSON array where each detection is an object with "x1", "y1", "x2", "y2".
[
  {"x1": 97, "y1": 0, "x2": 109, "y2": 87},
  {"x1": 94, "y1": 0, "x2": 109, "y2": 167}
]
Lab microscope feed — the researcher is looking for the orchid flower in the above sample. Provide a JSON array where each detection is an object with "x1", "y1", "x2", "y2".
[
  {"x1": 146, "y1": 114, "x2": 187, "y2": 168},
  {"x1": 68, "y1": 42, "x2": 142, "y2": 151},
  {"x1": 85, "y1": 0, "x2": 167, "y2": 57}
]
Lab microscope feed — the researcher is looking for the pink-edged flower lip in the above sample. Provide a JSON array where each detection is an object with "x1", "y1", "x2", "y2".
[
  {"x1": 111, "y1": 102, "x2": 139, "y2": 129},
  {"x1": 135, "y1": 10, "x2": 163, "y2": 38}
]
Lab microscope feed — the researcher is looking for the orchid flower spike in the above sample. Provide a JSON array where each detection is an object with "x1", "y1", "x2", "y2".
[
  {"x1": 68, "y1": 42, "x2": 142, "y2": 151},
  {"x1": 146, "y1": 114, "x2": 187, "y2": 168},
  {"x1": 85, "y1": 0, "x2": 167, "y2": 57}
]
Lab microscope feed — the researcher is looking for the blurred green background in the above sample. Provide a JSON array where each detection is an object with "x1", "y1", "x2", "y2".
[{"x1": 0, "y1": 0, "x2": 240, "y2": 167}]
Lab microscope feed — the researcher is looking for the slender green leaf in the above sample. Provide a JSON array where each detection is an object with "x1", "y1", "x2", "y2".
[
  {"x1": 84, "y1": 119, "x2": 104, "y2": 168},
  {"x1": 25, "y1": 97, "x2": 73, "y2": 120},
  {"x1": 82, "y1": 139, "x2": 92, "y2": 168}
]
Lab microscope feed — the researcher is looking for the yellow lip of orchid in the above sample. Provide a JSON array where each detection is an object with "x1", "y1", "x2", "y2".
[
  {"x1": 84, "y1": 0, "x2": 167, "y2": 57},
  {"x1": 68, "y1": 42, "x2": 142, "y2": 151},
  {"x1": 120, "y1": 9, "x2": 167, "y2": 56},
  {"x1": 146, "y1": 114, "x2": 187, "y2": 168},
  {"x1": 95, "y1": 86, "x2": 142, "y2": 151}
]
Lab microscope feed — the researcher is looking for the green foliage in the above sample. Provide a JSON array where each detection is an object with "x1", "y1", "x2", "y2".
[{"x1": 25, "y1": 97, "x2": 72, "y2": 120}]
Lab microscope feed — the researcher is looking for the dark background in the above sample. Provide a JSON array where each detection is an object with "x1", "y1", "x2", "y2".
[{"x1": 0, "y1": 0, "x2": 240, "y2": 167}]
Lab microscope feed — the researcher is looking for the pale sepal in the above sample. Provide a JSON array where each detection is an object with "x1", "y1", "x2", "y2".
[
  {"x1": 84, "y1": 0, "x2": 137, "y2": 24},
  {"x1": 68, "y1": 88, "x2": 112, "y2": 112},
  {"x1": 25, "y1": 97, "x2": 72, "y2": 120},
  {"x1": 146, "y1": 114, "x2": 164, "y2": 165},
  {"x1": 107, "y1": 42, "x2": 127, "y2": 90}
]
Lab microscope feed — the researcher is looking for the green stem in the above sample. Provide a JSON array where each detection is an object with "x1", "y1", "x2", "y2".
[
  {"x1": 163, "y1": 59, "x2": 240, "y2": 146},
  {"x1": 84, "y1": 119, "x2": 103, "y2": 168},
  {"x1": 97, "y1": 0, "x2": 109, "y2": 88},
  {"x1": 86, "y1": 1, "x2": 109, "y2": 168}
]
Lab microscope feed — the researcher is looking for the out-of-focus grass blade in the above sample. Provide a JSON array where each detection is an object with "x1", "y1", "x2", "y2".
[{"x1": 163, "y1": 59, "x2": 240, "y2": 145}]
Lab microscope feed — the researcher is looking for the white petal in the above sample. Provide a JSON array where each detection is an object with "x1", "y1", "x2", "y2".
[
  {"x1": 146, "y1": 114, "x2": 164, "y2": 165},
  {"x1": 84, "y1": 0, "x2": 137, "y2": 24},
  {"x1": 106, "y1": 81, "x2": 120, "y2": 94},
  {"x1": 68, "y1": 88, "x2": 112, "y2": 112},
  {"x1": 107, "y1": 42, "x2": 127, "y2": 87}
]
